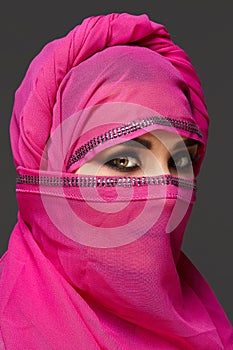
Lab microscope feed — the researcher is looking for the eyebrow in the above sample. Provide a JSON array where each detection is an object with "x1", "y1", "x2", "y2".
[
  {"x1": 122, "y1": 137, "x2": 199, "y2": 150},
  {"x1": 124, "y1": 138, "x2": 153, "y2": 149},
  {"x1": 175, "y1": 138, "x2": 199, "y2": 149}
]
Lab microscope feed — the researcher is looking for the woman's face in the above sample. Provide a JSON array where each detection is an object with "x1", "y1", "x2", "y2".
[{"x1": 75, "y1": 130, "x2": 199, "y2": 178}]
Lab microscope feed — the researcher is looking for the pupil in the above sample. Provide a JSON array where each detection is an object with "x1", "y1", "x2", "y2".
[{"x1": 118, "y1": 157, "x2": 128, "y2": 167}]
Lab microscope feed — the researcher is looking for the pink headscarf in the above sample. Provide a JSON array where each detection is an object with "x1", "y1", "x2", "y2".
[{"x1": 0, "y1": 13, "x2": 232, "y2": 349}]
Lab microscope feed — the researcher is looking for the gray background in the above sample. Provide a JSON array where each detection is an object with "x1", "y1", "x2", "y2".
[{"x1": 0, "y1": 1, "x2": 232, "y2": 324}]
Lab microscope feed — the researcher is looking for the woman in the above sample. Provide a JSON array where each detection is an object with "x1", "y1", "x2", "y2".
[{"x1": 0, "y1": 12, "x2": 232, "y2": 349}]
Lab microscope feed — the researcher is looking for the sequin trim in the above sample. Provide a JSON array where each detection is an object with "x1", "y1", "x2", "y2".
[
  {"x1": 16, "y1": 174, "x2": 197, "y2": 191},
  {"x1": 67, "y1": 116, "x2": 203, "y2": 168}
]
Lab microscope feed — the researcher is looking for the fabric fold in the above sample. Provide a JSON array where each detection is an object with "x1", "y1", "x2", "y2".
[{"x1": 1, "y1": 12, "x2": 232, "y2": 350}]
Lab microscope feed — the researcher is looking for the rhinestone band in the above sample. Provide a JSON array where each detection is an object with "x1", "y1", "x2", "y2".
[{"x1": 16, "y1": 174, "x2": 196, "y2": 191}]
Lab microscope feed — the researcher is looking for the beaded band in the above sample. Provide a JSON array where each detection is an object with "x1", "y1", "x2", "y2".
[{"x1": 16, "y1": 174, "x2": 197, "y2": 191}]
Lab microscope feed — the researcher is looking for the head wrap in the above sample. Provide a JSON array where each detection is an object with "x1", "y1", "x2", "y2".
[{"x1": 0, "y1": 13, "x2": 232, "y2": 349}]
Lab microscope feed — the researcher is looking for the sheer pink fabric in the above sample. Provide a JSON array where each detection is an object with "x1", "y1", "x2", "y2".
[{"x1": 0, "y1": 13, "x2": 232, "y2": 349}]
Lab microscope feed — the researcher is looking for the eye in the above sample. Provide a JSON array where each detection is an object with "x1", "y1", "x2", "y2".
[
  {"x1": 104, "y1": 153, "x2": 141, "y2": 172},
  {"x1": 175, "y1": 154, "x2": 190, "y2": 168},
  {"x1": 168, "y1": 150, "x2": 197, "y2": 174}
]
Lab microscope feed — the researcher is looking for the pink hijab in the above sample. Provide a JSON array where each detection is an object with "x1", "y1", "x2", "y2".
[{"x1": 0, "y1": 13, "x2": 232, "y2": 349}]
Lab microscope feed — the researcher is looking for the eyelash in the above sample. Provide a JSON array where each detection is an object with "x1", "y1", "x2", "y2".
[
  {"x1": 104, "y1": 151, "x2": 142, "y2": 172},
  {"x1": 104, "y1": 150, "x2": 198, "y2": 173}
]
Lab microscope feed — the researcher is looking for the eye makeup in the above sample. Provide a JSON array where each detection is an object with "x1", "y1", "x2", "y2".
[
  {"x1": 75, "y1": 133, "x2": 199, "y2": 178},
  {"x1": 103, "y1": 150, "x2": 142, "y2": 172}
]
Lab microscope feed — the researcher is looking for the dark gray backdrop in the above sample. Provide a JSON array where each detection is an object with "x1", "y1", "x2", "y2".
[{"x1": 0, "y1": 1, "x2": 232, "y2": 324}]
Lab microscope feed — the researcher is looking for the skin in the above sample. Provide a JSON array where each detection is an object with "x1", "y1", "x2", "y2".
[{"x1": 75, "y1": 130, "x2": 199, "y2": 178}]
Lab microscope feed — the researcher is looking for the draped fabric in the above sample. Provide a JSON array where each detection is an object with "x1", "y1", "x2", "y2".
[{"x1": 0, "y1": 13, "x2": 232, "y2": 349}]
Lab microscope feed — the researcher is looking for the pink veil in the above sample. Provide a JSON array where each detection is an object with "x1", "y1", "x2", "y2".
[{"x1": 0, "y1": 13, "x2": 232, "y2": 349}]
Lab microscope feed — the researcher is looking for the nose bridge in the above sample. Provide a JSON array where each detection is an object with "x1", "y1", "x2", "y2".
[
  {"x1": 152, "y1": 160, "x2": 170, "y2": 176},
  {"x1": 144, "y1": 150, "x2": 171, "y2": 176}
]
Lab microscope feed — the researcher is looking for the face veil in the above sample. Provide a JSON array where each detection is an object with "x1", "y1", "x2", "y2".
[{"x1": 0, "y1": 13, "x2": 232, "y2": 350}]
